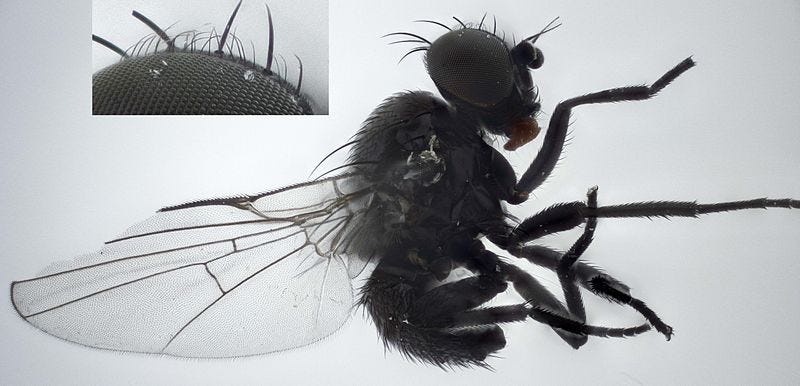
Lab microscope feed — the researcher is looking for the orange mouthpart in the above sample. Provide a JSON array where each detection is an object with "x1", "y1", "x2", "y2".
[{"x1": 503, "y1": 117, "x2": 541, "y2": 151}]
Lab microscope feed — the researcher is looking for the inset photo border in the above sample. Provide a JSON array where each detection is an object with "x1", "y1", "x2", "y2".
[{"x1": 92, "y1": 0, "x2": 329, "y2": 115}]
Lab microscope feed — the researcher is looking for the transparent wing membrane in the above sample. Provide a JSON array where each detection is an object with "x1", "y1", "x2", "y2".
[{"x1": 11, "y1": 174, "x2": 372, "y2": 357}]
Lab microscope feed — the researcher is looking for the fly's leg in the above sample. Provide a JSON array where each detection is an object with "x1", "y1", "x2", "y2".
[
  {"x1": 577, "y1": 193, "x2": 798, "y2": 337},
  {"x1": 465, "y1": 242, "x2": 651, "y2": 349},
  {"x1": 504, "y1": 186, "x2": 677, "y2": 337},
  {"x1": 505, "y1": 188, "x2": 799, "y2": 338},
  {"x1": 574, "y1": 194, "x2": 797, "y2": 340},
  {"x1": 509, "y1": 57, "x2": 696, "y2": 204},
  {"x1": 500, "y1": 188, "x2": 653, "y2": 344},
  {"x1": 478, "y1": 250, "x2": 588, "y2": 348},
  {"x1": 507, "y1": 195, "x2": 799, "y2": 248},
  {"x1": 555, "y1": 186, "x2": 599, "y2": 324},
  {"x1": 510, "y1": 243, "x2": 674, "y2": 339},
  {"x1": 563, "y1": 187, "x2": 675, "y2": 339},
  {"x1": 589, "y1": 198, "x2": 799, "y2": 218},
  {"x1": 361, "y1": 241, "x2": 652, "y2": 367}
]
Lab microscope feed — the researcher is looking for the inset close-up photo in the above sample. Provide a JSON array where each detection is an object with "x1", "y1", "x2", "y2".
[{"x1": 92, "y1": 0, "x2": 328, "y2": 115}]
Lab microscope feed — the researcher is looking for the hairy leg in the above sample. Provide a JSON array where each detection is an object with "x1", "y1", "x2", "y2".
[{"x1": 509, "y1": 58, "x2": 696, "y2": 204}]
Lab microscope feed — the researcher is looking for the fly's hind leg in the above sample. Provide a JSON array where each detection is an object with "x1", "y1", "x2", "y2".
[
  {"x1": 547, "y1": 186, "x2": 673, "y2": 339},
  {"x1": 503, "y1": 186, "x2": 675, "y2": 339},
  {"x1": 464, "y1": 241, "x2": 651, "y2": 349},
  {"x1": 360, "y1": 240, "x2": 652, "y2": 368}
]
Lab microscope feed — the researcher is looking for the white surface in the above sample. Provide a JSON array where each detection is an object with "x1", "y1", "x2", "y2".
[{"x1": 1, "y1": 0, "x2": 799, "y2": 385}]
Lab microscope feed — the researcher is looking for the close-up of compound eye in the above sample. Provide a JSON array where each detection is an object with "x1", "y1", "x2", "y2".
[
  {"x1": 91, "y1": 0, "x2": 328, "y2": 115},
  {"x1": 425, "y1": 28, "x2": 513, "y2": 107}
]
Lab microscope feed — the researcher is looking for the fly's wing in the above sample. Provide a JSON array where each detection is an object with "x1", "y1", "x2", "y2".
[{"x1": 11, "y1": 173, "x2": 372, "y2": 358}]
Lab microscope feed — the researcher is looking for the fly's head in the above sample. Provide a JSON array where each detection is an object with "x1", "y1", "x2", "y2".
[{"x1": 420, "y1": 17, "x2": 560, "y2": 151}]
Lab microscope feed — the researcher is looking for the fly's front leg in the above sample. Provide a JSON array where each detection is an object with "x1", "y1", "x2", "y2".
[{"x1": 508, "y1": 57, "x2": 696, "y2": 204}]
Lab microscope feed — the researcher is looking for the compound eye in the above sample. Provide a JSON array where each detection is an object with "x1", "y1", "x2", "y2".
[{"x1": 426, "y1": 29, "x2": 513, "y2": 107}]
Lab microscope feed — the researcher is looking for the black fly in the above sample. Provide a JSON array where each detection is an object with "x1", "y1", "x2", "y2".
[{"x1": 11, "y1": 14, "x2": 799, "y2": 369}]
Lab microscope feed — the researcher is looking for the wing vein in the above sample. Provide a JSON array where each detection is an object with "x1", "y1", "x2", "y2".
[
  {"x1": 204, "y1": 264, "x2": 225, "y2": 293},
  {"x1": 19, "y1": 223, "x2": 299, "y2": 283},
  {"x1": 313, "y1": 257, "x2": 333, "y2": 326},
  {"x1": 163, "y1": 244, "x2": 307, "y2": 351},
  {"x1": 19, "y1": 259, "x2": 223, "y2": 318},
  {"x1": 106, "y1": 218, "x2": 279, "y2": 244}
]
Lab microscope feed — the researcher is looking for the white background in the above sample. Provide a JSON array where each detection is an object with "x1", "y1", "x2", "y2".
[{"x1": 1, "y1": 0, "x2": 799, "y2": 385}]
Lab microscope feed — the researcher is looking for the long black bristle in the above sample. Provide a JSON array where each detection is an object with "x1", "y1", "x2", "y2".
[
  {"x1": 216, "y1": 0, "x2": 243, "y2": 55},
  {"x1": 92, "y1": 35, "x2": 129, "y2": 58},
  {"x1": 294, "y1": 54, "x2": 303, "y2": 94},
  {"x1": 398, "y1": 46, "x2": 428, "y2": 63},
  {"x1": 131, "y1": 10, "x2": 173, "y2": 49},
  {"x1": 413, "y1": 19, "x2": 451, "y2": 31},
  {"x1": 382, "y1": 32, "x2": 431, "y2": 45},
  {"x1": 265, "y1": 3, "x2": 275, "y2": 75}
]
